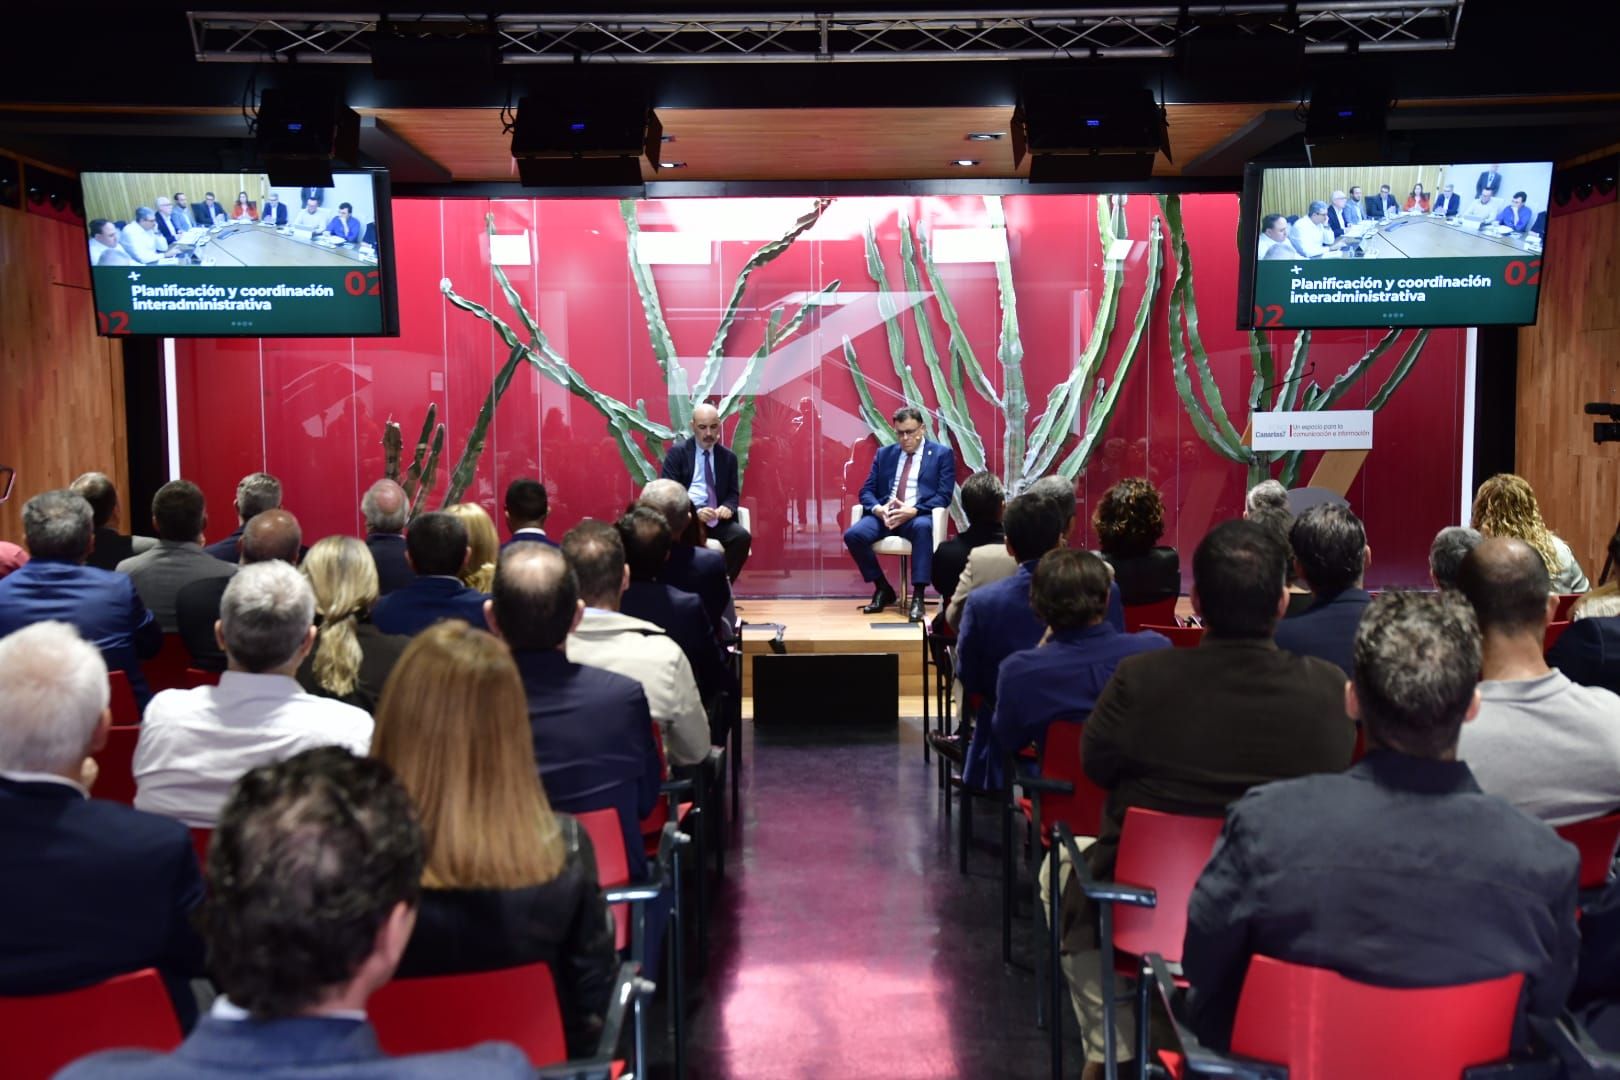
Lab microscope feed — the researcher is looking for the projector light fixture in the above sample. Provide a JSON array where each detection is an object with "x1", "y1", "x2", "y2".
[{"x1": 966, "y1": 132, "x2": 1005, "y2": 141}]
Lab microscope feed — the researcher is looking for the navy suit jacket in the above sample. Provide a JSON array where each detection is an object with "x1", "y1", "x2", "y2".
[
  {"x1": 366, "y1": 533, "x2": 413, "y2": 596},
  {"x1": 858, "y1": 439, "x2": 955, "y2": 513},
  {"x1": 1549, "y1": 616, "x2": 1620, "y2": 697},
  {"x1": 1273, "y1": 587, "x2": 1372, "y2": 677},
  {"x1": 503, "y1": 528, "x2": 558, "y2": 549},
  {"x1": 57, "y1": 1015, "x2": 530, "y2": 1080},
  {"x1": 1435, "y1": 192, "x2": 1462, "y2": 217},
  {"x1": 622, "y1": 579, "x2": 732, "y2": 705},
  {"x1": 0, "y1": 559, "x2": 162, "y2": 706},
  {"x1": 661, "y1": 545, "x2": 732, "y2": 635},
  {"x1": 661, "y1": 439, "x2": 741, "y2": 513},
  {"x1": 515, "y1": 650, "x2": 661, "y2": 879},
  {"x1": 192, "y1": 201, "x2": 223, "y2": 227},
  {"x1": 0, "y1": 777, "x2": 206, "y2": 1027},
  {"x1": 261, "y1": 202, "x2": 289, "y2": 227},
  {"x1": 203, "y1": 524, "x2": 245, "y2": 563},
  {"x1": 371, "y1": 576, "x2": 489, "y2": 637}
]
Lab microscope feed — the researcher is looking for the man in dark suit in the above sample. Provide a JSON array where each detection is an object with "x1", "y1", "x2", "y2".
[
  {"x1": 1434, "y1": 182, "x2": 1463, "y2": 218},
  {"x1": 204, "y1": 472, "x2": 284, "y2": 563},
  {"x1": 501, "y1": 476, "x2": 557, "y2": 548},
  {"x1": 637, "y1": 479, "x2": 733, "y2": 636},
  {"x1": 1182, "y1": 591, "x2": 1580, "y2": 1055},
  {"x1": 0, "y1": 490, "x2": 163, "y2": 708},
  {"x1": 930, "y1": 470, "x2": 1004, "y2": 606},
  {"x1": 71, "y1": 470, "x2": 155, "y2": 571},
  {"x1": 0, "y1": 621, "x2": 205, "y2": 1026},
  {"x1": 192, "y1": 191, "x2": 223, "y2": 228},
  {"x1": 371, "y1": 512, "x2": 489, "y2": 637},
  {"x1": 660, "y1": 403, "x2": 751, "y2": 581},
  {"x1": 59, "y1": 746, "x2": 531, "y2": 1080},
  {"x1": 845, "y1": 406, "x2": 957, "y2": 621},
  {"x1": 1324, "y1": 190, "x2": 1351, "y2": 239},
  {"x1": 1054, "y1": 519, "x2": 1354, "y2": 1074},
  {"x1": 362, "y1": 479, "x2": 413, "y2": 596},
  {"x1": 1274, "y1": 503, "x2": 1373, "y2": 676},
  {"x1": 1548, "y1": 613, "x2": 1620, "y2": 695},
  {"x1": 177, "y1": 510, "x2": 302, "y2": 672},
  {"x1": 259, "y1": 191, "x2": 289, "y2": 227},
  {"x1": 1477, "y1": 164, "x2": 1505, "y2": 199},
  {"x1": 1365, "y1": 183, "x2": 1398, "y2": 219},
  {"x1": 486, "y1": 544, "x2": 661, "y2": 878}
]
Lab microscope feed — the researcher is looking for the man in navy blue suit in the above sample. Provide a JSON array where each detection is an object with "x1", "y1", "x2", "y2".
[
  {"x1": 0, "y1": 490, "x2": 163, "y2": 708},
  {"x1": 0, "y1": 621, "x2": 205, "y2": 1027},
  {"x1": 371, "y1": 512, "x2": 489, "y2": 637},
  {"x1": 59, "y1": 746, "x2": 530, "y2": 1079},
  {"x1": 1274, "y1": 503, "x2": 1373, "y2": 677},
  {"x1": 204, "y1": 472, "x2": 284, "y2": 563},
  {"x1": 1433, "y1": 182, "x2": 1462, "y2": 218},
  {"x1": 660, "y1": 403, "x2": 751, "y2": 581},
  {"x1": 845, "y1": 406, "x2": 956, "y2": 622},
  {"x1": 361, "y1": 479, "x2": 413, "y2": 596},
  {"x1": 259, "y1": 191, "x2": 289, "y2": 227},
  {"x1": 638, "y1": 479, "x2": 734, "y2": 636},
  {"x1": 486, "y1": 544, "x2": 661, "y2": 878},
  {"x1": 500, "y1": 476, "x2": 557, "y2": 548}
]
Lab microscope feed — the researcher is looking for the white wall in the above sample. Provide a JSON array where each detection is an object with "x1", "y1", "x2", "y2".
[
  {"x1": 1441, "y1": 162, "x2": 1555, "y2": 212},
  {"x1": 266, "y1": 172, "x2": 378, "y2": 226}
]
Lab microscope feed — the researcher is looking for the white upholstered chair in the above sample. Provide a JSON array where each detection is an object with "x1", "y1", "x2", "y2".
[
  {"x1": 847, "y1": 504, "x2": 949, "y2": 604},
  {"x1": 704, "y1": 505, "x2": 751, "y2": 555}
]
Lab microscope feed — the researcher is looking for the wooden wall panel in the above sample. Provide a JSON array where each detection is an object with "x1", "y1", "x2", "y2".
[{"x1": 0, "y1": 201, "x2": 128, "y2": 544}]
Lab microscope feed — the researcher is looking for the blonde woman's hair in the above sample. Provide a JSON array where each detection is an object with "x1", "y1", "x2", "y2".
[
  {"x1": 447, "y1": 502, "x2": 499, "y2": 593},
  {"x1": 1574, "y1": 581, "x2": 1620, "y2": 620},
  {"x1": 371, "y1": 620, "x2": 565, "y2": 889},
  {"x1": 300, "y1": 536, "x2": 378, "y2": 698},
  {"x1": 1471, "y1": 473, "x2": 1561, "y2": 574}
]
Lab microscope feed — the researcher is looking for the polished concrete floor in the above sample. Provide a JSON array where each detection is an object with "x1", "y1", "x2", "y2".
[{"x1": 677, "y1": 715, "x2": 1075, "y2": 1079}]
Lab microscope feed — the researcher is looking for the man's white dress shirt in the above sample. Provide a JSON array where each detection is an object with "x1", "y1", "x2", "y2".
[
  {"x1": 290, "y1": 209, "x2": 326, "y2": 232},
  {"x1": 120, "y1": 222, "x2": 168, "y2": 264},
  {"x1": 888, "y1": 449, "x2": 921, "y2": 507}
]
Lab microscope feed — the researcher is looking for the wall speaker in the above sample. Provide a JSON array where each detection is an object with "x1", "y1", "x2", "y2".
[
  {"x1": 511, "y1": 82, "x2": 661, "y2": 187},
  {"x1": 257, "y1": 87, "x2": 360, "y2": 187}
]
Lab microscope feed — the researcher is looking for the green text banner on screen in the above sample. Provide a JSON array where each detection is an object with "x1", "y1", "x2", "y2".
[
  {"x1": 1252, "y1": 255, "x2": 1541, "y2": 329},
  {"x1": 93, "y1": 265, "x2": 385, "y2": 336}
]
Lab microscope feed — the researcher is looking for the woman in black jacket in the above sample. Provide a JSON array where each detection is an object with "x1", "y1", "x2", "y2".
[
  {"x1": 373, "y1": 621, "x2": 618, "y2": 1056},
  {"x1": 296, "y1": 535, "x2": 409, "y2": 713},
  {"x1": 1093, "y1": 477, "x2": 1182, "y2": 606}
]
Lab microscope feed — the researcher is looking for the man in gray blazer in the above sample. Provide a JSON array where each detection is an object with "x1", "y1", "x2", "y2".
[{"x1": 116, "y1": 480, "x2": 236, "y2": 632}]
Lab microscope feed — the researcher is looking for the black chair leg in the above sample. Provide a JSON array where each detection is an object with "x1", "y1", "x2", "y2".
[
  {"x1": 1049, "y1": 843, "x2": 1063, "y2": 1078},
  {"x1": 958, "y1": 783, "x2": 971, "y2": 874},
  {"x1": 1001, "y1": 796, "x2": 1014, "y2": 964}
]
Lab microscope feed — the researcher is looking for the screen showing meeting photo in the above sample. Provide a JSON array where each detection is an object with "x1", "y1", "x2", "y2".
[
  {"x1": 1248, "y1": 162, "x2": 1553, "y2": 329},
  {"x1": 82, "y1": 170, "x2": 392, "y2": 337}
]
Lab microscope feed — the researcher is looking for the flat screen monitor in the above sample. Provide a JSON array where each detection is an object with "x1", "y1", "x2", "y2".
[
  {"x1": 82, "y1": 169, "x2": 398, "y2": 337},
  {"x1": 1239, "y1": 161, "x2": 1552, "y2": 329}
]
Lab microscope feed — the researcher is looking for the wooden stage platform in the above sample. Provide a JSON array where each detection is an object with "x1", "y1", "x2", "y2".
[{"x1": 735, "y1": 598, "x2": 932, "y2": 715}]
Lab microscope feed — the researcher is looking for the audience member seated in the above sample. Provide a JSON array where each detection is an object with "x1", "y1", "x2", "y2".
[
  {"x1": 371, "y1": 511, "x2": 490, "y2": 637},
  {"x1": 1429, "y1": 524, "x2": 1484, "y2": 589},
  {"x1": 1181, "y1": 590, "x2": 1579, "y2": 1054},
  {"x1": 120, "y1": 207, "x2": 174, "y2": 265},
  {"x1": 1093, "y1": 476, "x2": 1180, "y2": 605},
  {"x1": 0, "y1": 490, "x2": 163, "y2": 708},
  {"x1": 118, "y1": 479, "x2": 238, "y2": 632},
  {"x1": 948, "y1": 474, "x2": 1079, "y2": 631},
  {"x1": 446, "y1": 502, "x2": 499, "y2": 593},
  {"x1": 562, "y1": 521, "x2": 709, "y2": 768},
  {"x1": 1244, "y1": 479, "x2": 1312, "y2": 617},
  {"x1": 375, "y1": 622, "x2": 617, "y2": 1056},
  {"x1": 930, "y1": 470, "x2": 1005, "y2": 608},
  {"x1": 617, "y1": 508, "x2": 734, "y2": 738},
  {"x1": 1496, "y1": 192, "x2": 1535, "y2": 233},
  {"x1": 1051, "y1": 520, "x2": 1355, "y2": 1073},
  {"x1": 177, "y1": 509, "x2": 302, "y2": 672},
  {"x1": 502, "y1": 477, "x2": 557, "y2": 548},
  {"x1": 986, "y1": 549, "x2": 1169, "y2": 785},
  {"x1": 71, "y1": 470, "x2": 156, "y2": 571},
  {"x1": 1574, "y1": 869, "x2": 1620, "y2": 1050},
  {"x1": 362, "y1": 478, "x2": 413, "y2": 596},
  {"x1": 203, "y1": 472, "x2": 285, "y2": 563},
  {"x1": 486, "y1": 544, "x2": 661, "y2": 878},
  {"x1": 1274, "y1": 503, "x2": 1373, "y2": 676},
  {"x1": 59, "y1": 747, "x2": 532, "y2": 1079},
  {"x1": 294, "y1": 536, "x2": 409, "y2": 713},
  {"x1": 637, "y1": 478, "x2": 733, "y2": 636},
  {"x1": 0, "y1": 539, "x2": 25, "y2": 578},
  {"x1": 1473, "y1": 472, "x2": 1588, "y2": 592},
  {"x1": 1548, "y1": 584, "x2": 1620, "y2": 696},
  {"x1": 134, "y1": 562, "x2": 374, "y2": 827},
  {"x1": 1456, "y1": 538, "x2": 1620, "y2": 824},
  {"x1": 0, "y1": 622, "x2": 205, "y2": 1027}
]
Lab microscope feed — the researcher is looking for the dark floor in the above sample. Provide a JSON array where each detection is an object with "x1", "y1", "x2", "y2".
[{"x1": 676, "y1": 715, "x2": 1078, "y2": 1080}]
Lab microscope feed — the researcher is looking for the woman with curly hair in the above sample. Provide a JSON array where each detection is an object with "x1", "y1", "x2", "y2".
[
  {"x1": 1092, "y1": 477, "x2": 1181, "y2": 605},
  {"x1": 446, "y1": 502, "x2": 500, "y2": 593},
  {"x1": 1471, "y1": 473, "x2": 1589, "y2": 593}
]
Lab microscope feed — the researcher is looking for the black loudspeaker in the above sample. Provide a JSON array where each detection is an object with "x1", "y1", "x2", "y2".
[
  {"x1": 257, "y1": 87, "x2": 360, "y2": 187},
  {"x1": 511, "y1": 79, "x2": 662, "y2": 187},
  {"x1": 752, "y1": 653, "x2": 899, "y2": 730},
  {"x1": 1015, "y1": 81, "x2": 1169, "y2": 183}
]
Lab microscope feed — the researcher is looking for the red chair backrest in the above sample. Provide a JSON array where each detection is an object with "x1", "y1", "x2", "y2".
[
  {"x1": 182, "y1": 668, "x2": 222, "y2": 688},
  {"x1": 1555, "y1": 811, "x2": 1620, "y2": 890},
  {"x1": 1036, "y1": 719, "x2": 1109, "y2": 844},
  {"x1": 108, "y1": 671, "x2": 140, "y2": 726},
  {"x1": 1555, "y1": 594, "x2": 1582, "y2": 621},
  {"x1": 1546, "y1": 620, "x2": 1572, "y2": 652},
  {"x1": 370, "y1": 962, "x2": 567, "y2": 1067},
  {"x1": 1111, "y1": 808, "x2": 1224, "y2": 962},
  {"x1": 189, "y1": 828, "x2": 212, "y2": 873},
  {"x1": 89, "y1": 725, "x2": 141, "y2": 806},
  {"x1": 640, "y1": 721, "x2": 671, "y2": 841},
  {"x1": 1142, "y1": 624, "x2": 1205, "y2": 649},
  {"x1": 143, "y1": 635, "x2": 195, "y2": 694},
  {"x1": 577, "y1": 807, "x2": 633, "y2": 951},
  {"x1": 1230, "y1": 955, "x2": 1522, "y2": 1080},
  {"x1": 1123, "y1": 598, "x2": 1178, "y2": 633},
  {"x1": 0, "y1": 968, "x2": 182, "y2": 1080}
]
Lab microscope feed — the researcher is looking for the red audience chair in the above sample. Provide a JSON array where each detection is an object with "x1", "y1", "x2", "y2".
[
  {"x1": 1555, "y1": 593, "x2": 1582, "y2": 621},
  {"x1": 370, "y1": 962, "x2": 569, "y2": 1066},
  {"x1": 89, "y1": 724, "x2": 141, "y2": 806},
  {"x1": 0, "y1": 968, "x2": 182, "y2": 1080},
  {"x1": 1123, "y1": 597, "x2": 1178, "y2": 633},
  {"x1": 1147, "y1": 953, "x2": 1525, "y2": 1080},
  {"x1": 1546, "y1": 620, "x2": 1572, "y2": 652},
  {"x1": 142, "y1": 634, "x2": 195, "y2": 694},
  {"x1": 108, "y1": 670, "x2": 140, "y2": 726},
  {"x1": 640, "y1": 722, "x2": 704, "y2": 952},
  {"x1": 182, "y1": 667, "x2": 221, "y2": 688},
  {"x1": 189, "y1": 828, "x2": 212, "y2": 872},
  {"x1": 1143, "y1": 624, "x2": 1205, "y2": 649},
  {"x1": 578, "y1": 809, "x2": 634, "y2": 951},
  {"x1": 1555, "y1": 811, "x2": 1620, "y2": 891}
]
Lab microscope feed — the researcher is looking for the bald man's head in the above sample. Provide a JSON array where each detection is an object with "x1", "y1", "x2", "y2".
[
  {"x1": 690, "y1": 402, "x2": 722, "y2": 451},
  {"x1": 490, "y1": 543, "x2": 579, "y2": 652},
  {"x1": 638, "y1": 478, "x2": 692, "y2": 533},
  {"x1": 361, "y1": 479, "x2": 407, "y2": 534},
  {"x1": 1457, "y1": 537, "x2": 1553, "y2": 637},
  {"x1": 241, "y1": 509, "x2": 302, "y2": 565}
]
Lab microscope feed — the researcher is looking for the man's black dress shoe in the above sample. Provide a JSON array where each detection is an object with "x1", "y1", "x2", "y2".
[
  {"x1": 861, "y1": 583, "x2": 898, "y2": 614},
  {"x1": 908, "y1": 592, "x2": 926, "y2": 623},
  {"x1": 927, "y1": 731, "x2": 967, "y2": 765}
]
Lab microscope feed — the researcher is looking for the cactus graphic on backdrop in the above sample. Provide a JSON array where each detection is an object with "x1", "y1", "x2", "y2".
[
  {"x1": 1160, "y1": 193, "x2": 1430, "y2": 488},
  {"x1": 844, "y1": 194, "x2": 1164, "y2": 520}
]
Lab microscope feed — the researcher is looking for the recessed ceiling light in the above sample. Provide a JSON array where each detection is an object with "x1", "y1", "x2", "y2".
[
  {"x1": 966, "y1": 132, "x2": 1005, "y2": 141},
  {"x1": 952, "y1": 159, "x2": 980, "y2": 167},
  {"x1": 659, "y1": 161, "x2": 687, "y2": 169}
]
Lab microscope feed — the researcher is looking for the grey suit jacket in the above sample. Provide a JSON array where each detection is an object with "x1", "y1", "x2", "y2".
[
  {"x1": 945, "y1": 543, "x2": 1017, "y2": 631},
  {"x1": 117, "y1": 541, "x2": 238, "y2": 633}
]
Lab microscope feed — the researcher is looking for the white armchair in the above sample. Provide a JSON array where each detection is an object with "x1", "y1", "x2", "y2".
[
  {"x1": 848, "y1": 504, "x2": 949, "y2": 604},
  {"x1": 704, "y1": 505, "x2": 751, "y2": 555}
]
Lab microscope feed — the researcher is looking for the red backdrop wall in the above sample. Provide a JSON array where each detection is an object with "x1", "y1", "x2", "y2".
[{"x1": 173, "y1": 193, "x2": 1469, "y2": 594}]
